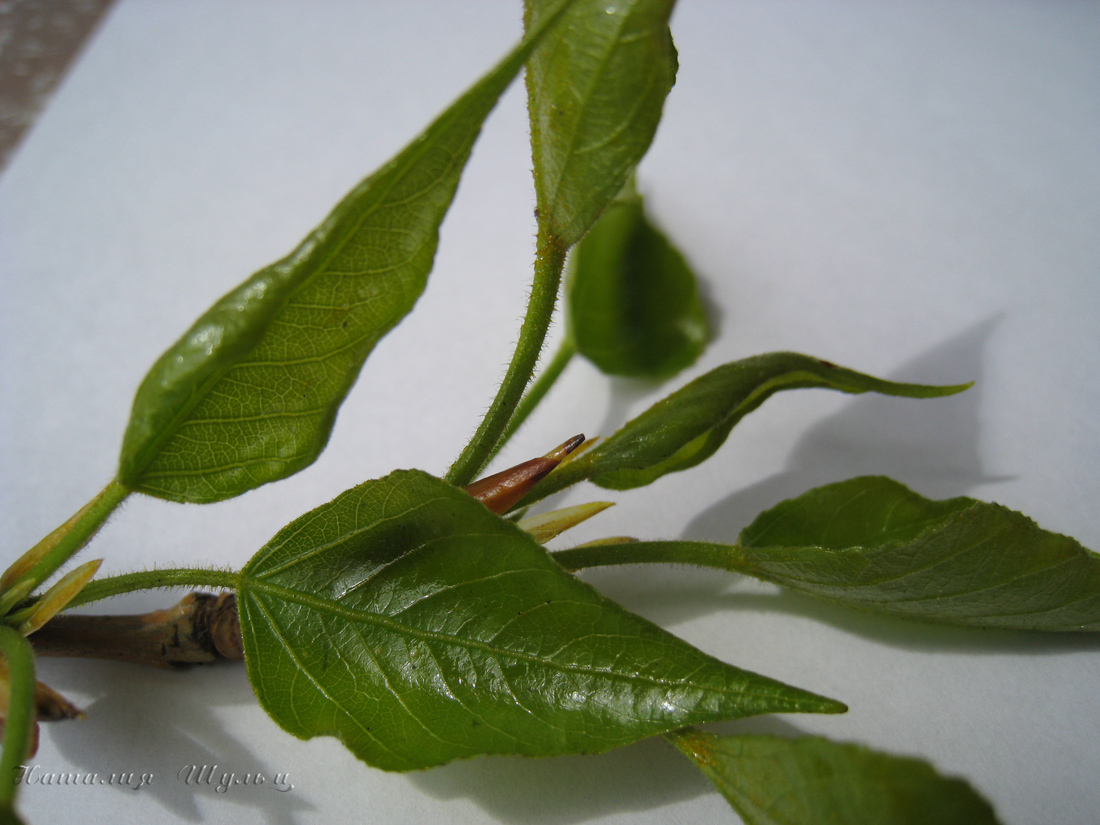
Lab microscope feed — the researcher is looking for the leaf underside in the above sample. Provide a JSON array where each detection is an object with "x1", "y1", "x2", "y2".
[
  {"x1": 568, "y1": 187, "x2": 708, "y2": 378},
  {"x1": 117, "y1": 6, "x2": 571, "y2": 503},
  {"x1": 525, "y1": 0, "x2": 678, "y2": 248},
  {"x1": 237, "y1": 470, "x2": 843, "y2": 772},
  {"x1": 670, "y1": 730, "x2": 1000, "y2": 825},
  {"x1": 737, "y1": 476, "x2": 1100, "y2": 631}
]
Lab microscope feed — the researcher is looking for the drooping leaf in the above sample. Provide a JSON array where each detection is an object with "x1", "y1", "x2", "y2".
[
  {"x1": 525, "y1": 0, "x2": 678, "y2": 248},
  {"x1": 117, "y1": 3, "x2": 574, "y2": 503},
  {"x1": 555, "y1": 477, "x2": 1100, "y2": 630},
  {"x1": 236, "y1": 470, "x2": 844, "y2": 772},
  {"x1": 533, "y1": 353, "x2": 970, "y2": 497},
  {"x1": 669, "y1": 730, "x2": 1000, "y2": 825},
  {"x1": 735, "y1": 476, "x2": 1100, "y2": 631},
  {"x1": 568, "y1": 184, "x2": 708, "y2": 378}
]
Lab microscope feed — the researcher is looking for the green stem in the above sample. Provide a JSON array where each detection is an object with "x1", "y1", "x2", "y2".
[
  {"x1": 0, "y1": 479, "x2": 130, "y2": 616},
  {"x1": 64, "y1": 568, "x2": 241, "y2": 610},
  {"x1": 552, "y1": 540, "x2": 745, "y2": 573},
  {"x1": 446, "y1": 229, "x2": 567, "y2": 486},
  {"x1": 488, "y1": 336, "x2": 576, "y2": 465},
  {"x1": 0, "y1": 626, "x2": 36, "y2": 813}
]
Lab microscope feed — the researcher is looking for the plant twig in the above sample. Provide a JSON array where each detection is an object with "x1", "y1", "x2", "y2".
[
  {"x1": 488, "y1": 336, "x2": 577, "y2": 465},
  {"x1": 30, "y1": 592, "x2": 243, "y2": 669},
  {"x1": 445, "y1": 228, "x2": 567, "y2": 487}
]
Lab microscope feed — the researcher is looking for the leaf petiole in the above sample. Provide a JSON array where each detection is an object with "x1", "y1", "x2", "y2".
[
  {"x1": 488, "y1": 336, "x2": 577, "y2": 465},
  {"x1": 445, "y1": 229, "x2": 567, "y2": 487},
  {"x1": 62, "y1": 568, "x2": 241, "y2": 611}
]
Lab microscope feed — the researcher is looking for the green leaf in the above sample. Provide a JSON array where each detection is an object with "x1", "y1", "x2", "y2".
[
  {"x1": 236, "y1": 470, "x2": 844, "y2": 772},
  {"x1": 117, "y1": 4, "x2": 573, "y2": 503},
  {"x1": 525, "y1": 0, "x2": 678, "y2": 248},
  {"x1": 736, "y1": 476, "x2": 1100, "y2": 631},
  {"x1": 568, "y1": 185, "x2": 708, "y2": 378},
  {"x1": 669, "y1": 730, "x2": 1000, "y2": 825},
  {"x1": 0, "y1": 627, "x2": 36, "y2": 824},
  {"x1": 537, "y1": 353, "x2": 970, "y2": 496}
]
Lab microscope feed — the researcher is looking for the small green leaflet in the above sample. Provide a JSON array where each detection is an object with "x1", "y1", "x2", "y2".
[
  {"x1": 568, "y1": 183, "x2": 708, "y2": 378},
  {"x1": 525, "y1": 0, "x2": 678, "y2": 248},
  {"x1": 736, "y1": 476, "x2": 1100, "y2": 631},
  {"x1": 668, "y1": 730, "x2": 1000, "y2": 825},
  {"x1": 117, "y1": 2, "x2": 574, "y2": 503},
  {"x1": 236, "y1": 470, "x2": 844, "y2": 772},
  {"x1": 533, "y1": 353, "x2": 969, "y2": 498}
]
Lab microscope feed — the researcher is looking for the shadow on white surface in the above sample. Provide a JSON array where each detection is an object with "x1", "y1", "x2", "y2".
[
  {"x1": 684, "y1": 314, "x2": 1006, "y2": 542},
  {"x1": 38, "y1": 659, "x2": 312, "y2": 823},
  {"x1": 409, "y1": 734, "x2": 711, "y2": 825}
]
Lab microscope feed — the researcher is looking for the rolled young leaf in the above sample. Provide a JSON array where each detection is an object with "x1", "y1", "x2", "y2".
[
  {"x1": 117, "y1": 2, "x2": 575, "y2": 503},
  {"x1": 568, "y1": 184, "x2": 708, "y2": 378},
  {"x1": 533, "y1": 353, "x2": 970, "y2": 496},
  {"x1": 735, "y1": 476, "x2": 1100, "y2": 631},
  {"x1": 236, "y1": 470, "x2": 844, "y2": 772},
  {"x1": 525, "y1": 0, "x2": 678, "y2": 248},
  {"x1": 668, "y1": 729, "x2": 1000, "y2": 825}
]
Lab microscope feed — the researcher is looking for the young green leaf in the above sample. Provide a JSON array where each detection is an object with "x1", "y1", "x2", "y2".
[
  {"x1": 525, "y1": 0, "x2": 678, "y2": 247},
  {"x1": 556, "y1": 476, "x2": 1100, "y2": 631},
  {"x1": 568, "y1": 185, "x2": 708, "y2": 378},
  {"x1": 668, "y1": 730, "x2": 1000, "y2": 825},
  {"x1": 117, "y1": 3, "x2": 574, "y2": 503},
  {"x1": 735, "y1": 476, "x2": 1100, "y2": 631},
  {"x1": 236, "y1": 470, "x2": 844, "y2": 772},
  {"x1": 533, "y1": 353, "x2": 970, "y2": 497}
]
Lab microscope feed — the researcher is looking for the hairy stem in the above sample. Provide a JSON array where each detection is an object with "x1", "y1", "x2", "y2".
[
  {"x1": 446, "y1": 228, "x2": 567, "y2": 487},
  {"x1": 553, "y1": 540, "x2": 745, "y2": 573},
  {"x1": 0, "y1": 479, "x2": 130, "y2": 617},
  {"x1": 65, "y1": 568, "x2": 241, "y2": 610},
  {"x1": 0, "y1": 626, "x2": 35, "y2": 811},
  {"x1": 488, "y1": 336, "x2": 577, "y2": 465}
]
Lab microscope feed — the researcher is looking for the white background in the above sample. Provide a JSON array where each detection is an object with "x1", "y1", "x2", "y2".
[{"x1": 1, "y1": 1, "x2": 1098, "y2": 823}]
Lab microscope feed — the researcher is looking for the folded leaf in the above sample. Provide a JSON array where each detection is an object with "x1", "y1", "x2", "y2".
[
  {"x1": 737, "y1": 476, "x2": 1100, "y2": 631},
  {"x1": 525, "y1": 0, "x2": 678, "y2": 247},
  {"x1": 117, "y1": 3, "x2": 574, "y2": 503},
  {"x1": 0, "y1": 627, "x2": 36, "y2": 823},
  {"x1": 568, "y1": 185, "x2": 708, "y2": 378},
  {"x1": 237, "y1": 470, "x2": 844, "y2": 772},
  {"x1": 535, "y1": 353, "x2": 969, "y2": 496},
  {"x1": 669, "y1": 730, "x2": 1000, "y2": 825}
]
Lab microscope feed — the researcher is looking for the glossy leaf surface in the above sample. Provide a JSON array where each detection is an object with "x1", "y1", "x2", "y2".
[
  {"x1": 568, "y1": 186, "x2": 707, "y2": 377},
  {"x1": 237, "y1": 470, "x2": 843, "y2": 771},
  {"x1": 669, "y1": 730, "x2": 1000, "y2": 825},
  {"x1": 117, "y1": 7, "x2": 571, "y2": 503},
  {"x1": 737, "y1": 476, "x2": 1100, "y2": 630},
  {"x1": 539, "y1": 353, "x2": 969, "y2": 495},
  {"x1": 525, "y1": 0, "x2": 678, "y2": 247}
]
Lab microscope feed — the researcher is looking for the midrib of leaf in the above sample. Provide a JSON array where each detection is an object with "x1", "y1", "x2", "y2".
[
  {"x1": 540, "y1": 9, "x2": 633, "y2": 224},
  {"x1": 241, "y1": 575, "x2": 782, "y2": 699}
]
